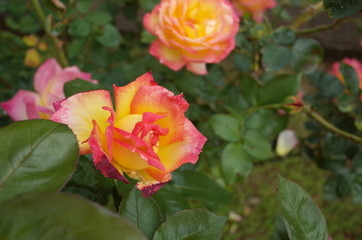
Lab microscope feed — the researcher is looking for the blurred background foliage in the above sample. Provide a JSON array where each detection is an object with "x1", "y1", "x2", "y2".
[{"x1": 0, "y1": 0, "x2": 362, "y2": 239}]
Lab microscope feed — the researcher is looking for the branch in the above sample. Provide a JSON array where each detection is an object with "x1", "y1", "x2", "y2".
[
  {"x1": 30, "y1": 0, "x2": 69, "y2": 67},
  {"x1": 303, "y1": 106, "x2": 362, "y2": 145}
]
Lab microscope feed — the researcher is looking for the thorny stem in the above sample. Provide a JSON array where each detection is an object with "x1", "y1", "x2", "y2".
[
  {"x1": 30, "y1": 0, "x2": 69, "y2": 67},
  {"x1": 303, "y1": 105, "x2": 362, "y2": 145},
  {"x1": 291, "y1": 2, "x2": 324, "y2": 30},
  {"x1": 296, "y1": 18, "x2": 348, "y2": 34}
]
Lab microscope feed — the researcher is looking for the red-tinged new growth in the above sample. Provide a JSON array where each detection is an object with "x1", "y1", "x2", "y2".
[{"x1": 51, "y1": 72, "x2": 207, "y2": 197}]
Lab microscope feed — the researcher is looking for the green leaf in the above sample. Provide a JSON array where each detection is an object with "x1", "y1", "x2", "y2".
[
  {"x1": 291, "y1": 38, "x2": 324, "y2": 74},
  {"x1": 153, "y1": 185, "x2": 190, "y2": 219},
  {"x1": 209, "y1": 114, "x2": 242, "y2": 142},
  {"x1": 66, "y1": 39, "x2": 86, "y2": 59},
  {"x1": 221, "y1": 142, "x2": 253, "y2": 184},
  {"x1": 240, "y1": 74, "x2": 260, "y2": 105},
  {"x1": 339, "y1": 63, "x2": 360, "y2": 96},
  {"x1": 323, "y1": 0, "x2": 362, "y2": 18},
  {"x1": 308, "y1": 71, "x2": 344, "y2": 98},
  {"x1": 232, "y1": 52, "x2": 253, "y2": 72},
  {"x1": 96, "y1": 24, "x2": 123, "y2": 47},
  {"x1": 352, "y1": 173, "x2": 362, "y2": 203},
  {"x1": 172, "y1": 171, "x2": 232, "y2": 204},
  {"x1": 0, "y1": 120, "x2": 78, "y2": 204},
  {"x1": 68, "y1": 19, "x2": 91, "y2": 37},
  {"x1": 153, "y1": 209, "x2": 227, "y2": 240},
  {"x1": 64, "y1": 79, "x2": 104, "y2": 97},
  {"x1": 119, "y1": 187, "x2": 161, "y2": 239},
  {"x1": 0, "y1": 192, "x2": 147, "y2": 240},
  {"x1": 278, "y1": 175, "x2": 328, "y2": 240},
  {"x1": 76, "y1": 0, "x2": 92, "y2": 13},
  {"x1": 86, "y1": 11, "x2": 112, "y2": 25},
  {"x1": 243, "y1": 130, "x2": 274, "y2": 160},
  {"x1": 258, "y1": 74, "x2": 301, "y2": 105},
  {"x1": 272, "y1": 27, "x2": 296, "y2": 45},
  {"x1": 245, "y1": 109, "x2": 288, "y2": 139},
  {"x1": 261, "y1": 45, "x2": 291, "y2": 72}
]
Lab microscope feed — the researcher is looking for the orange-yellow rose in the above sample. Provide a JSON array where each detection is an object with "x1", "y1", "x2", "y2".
[
  {"x1": 51, "y1": 73, "x2": 207, "y2": 196},
  {"x1": 231, "y1": 0, "x2": 277, "y2": 23},
  {"x1": 143, "y1": 0, "x2": 239, "y2": 75}
]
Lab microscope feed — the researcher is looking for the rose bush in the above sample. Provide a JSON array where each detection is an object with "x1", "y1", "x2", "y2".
[
  {"x1": 50, "y1": 72, "x2": 207, "y2": 197},
  {"x1": 231, "y1": 0, "x2": 277, "y2": 23},
  {"x1": 0, "y1": 58, "x2": 97, "y2": 120},
  {"x1": 143, "y1": 0, "x2": 239, "y2": 75}
]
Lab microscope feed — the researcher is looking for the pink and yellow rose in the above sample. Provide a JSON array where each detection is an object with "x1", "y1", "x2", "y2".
[
  {"x1": 331, "y1": 58, "x2": 362, "y2": 89},
  {"x1": 231, "y1": 0, "x2": 277, "y2": 23},
  {"x1": 143, "y1": 0, "x2": 239, "y2": 75},
  {"x1": 1, "y1": 58, "x2": 97, "y2": 121},
  {"x1": 50, "y1": 73, "x2": 207, "y2": 196}
]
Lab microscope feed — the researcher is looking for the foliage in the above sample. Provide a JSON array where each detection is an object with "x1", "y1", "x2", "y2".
[{"x1": 0, "y1": 0, "x2": 361, "y2": 239}]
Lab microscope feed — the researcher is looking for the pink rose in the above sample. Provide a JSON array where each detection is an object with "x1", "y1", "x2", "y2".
[
  {"x1": 143, "y1": 0, "x2": 239, "y2": 75},
  {"x1": 1, "y1": 58, "x2": 97, "y2": 120}
]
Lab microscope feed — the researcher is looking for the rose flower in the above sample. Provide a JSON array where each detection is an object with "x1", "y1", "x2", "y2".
[
  {"x1": 143, "y1": 0, "x2": 239, "y2": 75},
  {"x1": 231, "y1": 0, "x2": 277, "y2": 23},
  {"x1": 50, "y1": 72, "x2": 207, "y2": 197},
  {"x1": 331, "y1": 58, "x2": 362, "y2": 89},
  {"x1": 1, "y1": 58, "x2": 97, "y2": 120}
]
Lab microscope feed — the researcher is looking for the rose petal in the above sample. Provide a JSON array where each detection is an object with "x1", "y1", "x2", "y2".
[
  {"x1": 33, "y1": 58, "x2": 62, "y2": 94},
  {"x1": 186, "y1": 62, "x2": 207, "y2": 75},
  {"x1": 157, "y1": 118, "x2": 207, "y2": 171},
  {"x1": 130, "y1": 85, "x2": 189, "y2": 145},
  {"x1": 114, "y1": 72, "x2": 157, "y2": 121},
  {"x1": 88, "y1": 119, "x2": 129, "y2": 183},
  {"x1": 0, "y1": 90, "x2": 40, "y2": 121},
  {"x1": 149, "y1": 40, "x2": 186, "y2": 71},
  {"x1": 139, "y1": 181, "x2": 169, "y2": 197},
  {"x1": 50, "y1": 90, "x2": 113, "y2": 154},
  {"x1": 276, "y1": 129, "x2": 299, "y2": 157}
]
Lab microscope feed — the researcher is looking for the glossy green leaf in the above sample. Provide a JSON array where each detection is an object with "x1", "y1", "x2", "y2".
[
  {"x1": 209, "y1": 114, "x2": 242, "y2": 142},
  {"x1": 278, "y1": 176, "x2": 328, "y2": 240},
  {"x1": 96, "y1": 24, "x2": 123, "y2": 47},
  {"x1": 323, "y1": 0, "x2": 362, "y2": 18},
  {"x1": 119, "y1": 187, "x2": 161, "y2": 239},
  {"x1": 221, "y1": 142, "x2": 253, "y2": 184},
  {"x1": 245, "y1": 109, "x2": 288, "y2": 139},
  {"x1": 240, "y1": 74, "x2": 260, "y2": 105},
  {"x1": 68, "y1": 19, "x2": 91, "y2": 37},
  {"x1": 258, "y1": 74, "x2": 301, "y2": 105},
  {"x1": 308, "y1": 71, "x2": 344, "y2": 98},
  {"x1": 272, "y1": 27, "x2": 296, "y2": 45},
  {"x1": 291, "y1": 38, "x2": 323, "y2": 74},
  {"x1": 153, "y1": 185, "x2": 190, "y2": 219},
  {"x1": 339, "y1": 63, "x2": 360, "y2": 96},
  {"x1": 261, "y1": 45, "x2": 291, "y2": 72},
  {"x1": 243, "y1": 130, "x2": 274, "y2": 160},
  {"x1": 172, "y1": 171, "x2": 232, "y2": 204},
  {"x1": 0, "y1": 120, "x2": 78, "y2": 204},
  {"x1": 0, "y1": 192, "x2": 147, "y2": 240},
  {"x1": 64, "y1": 79, "x2": 104, "y2": 97},
  {"x1": 153, "y1": 209, "x2": 227, "y2": 240}
]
